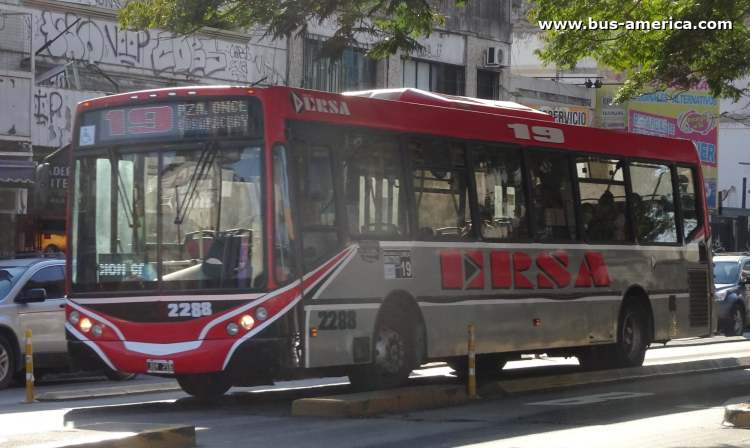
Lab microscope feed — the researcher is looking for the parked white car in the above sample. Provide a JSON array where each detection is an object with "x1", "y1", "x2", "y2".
[{"x1": 0, "y1": 255, "x2": 135, "y2": 390}]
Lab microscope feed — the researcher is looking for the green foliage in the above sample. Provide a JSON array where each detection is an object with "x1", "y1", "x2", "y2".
[
  {"x1": 118, "y1": 0, "x2": 462, "y2": 61},
  {"x1": 530, "y1": 0, "x2": 750, "y2": 103}
]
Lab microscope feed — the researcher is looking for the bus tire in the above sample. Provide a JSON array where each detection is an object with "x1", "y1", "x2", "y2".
[
  {"x1": 0, "y1": 335, "x2": 14, "y2": 391},
  {"x1": 614, "y1": 301, "x2": 648, "y2": 368},
  {"x1": 177, "y1": 373, "x2": 232, "y2": 398},
  {"x1": 348, "y1": 303, "x2": 415, "y2": 391}
]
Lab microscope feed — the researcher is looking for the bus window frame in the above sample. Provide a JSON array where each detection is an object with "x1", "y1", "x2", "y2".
[
  {"x1": 627, "y1": 156, "x2": 682, "y2": 247},
  {"x1": 573, "y1": 152, "x2": 636, "y2": 246},
  {"x1": 467, "y1": 141, "x2": 535, "y2": 244},
  {"x1": 67, "y1": 138, "x2": 269, "y2": 299},
  {"x1": 525, "y1": 146, "x2": 583, "y2": 244},
  {"x1": 406, "y1": 134, "x2": 477, "y2": 242},
  {"x1": 271, "y1": 142, "x2": 302, "y2": 288},
  {"x1": 676, "y1": 163, "x2": 704, "y2": 245},
  {"x1": 334, "y1": 126, "x2": 414, "y2": 242},
  {"x1": 73, "y1": 95, "x2": 264, "y2": 150}
]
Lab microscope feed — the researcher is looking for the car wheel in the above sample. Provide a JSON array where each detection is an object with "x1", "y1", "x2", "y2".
[
  {"x1": 104, "y1": 369, "x2": 139, "y2": 381},
  {"x1": 348, "y1": 303, "x2": 416, "y2": 391},
  {"x1": 177, "y1": 372, "x2": 232, "y2": 398},
  {"x1": 0, "y1": 335, "x2": 15, "y2": 391},
  {"x1": 725, "y1": 304, "x2": 746, "y2": 337}
]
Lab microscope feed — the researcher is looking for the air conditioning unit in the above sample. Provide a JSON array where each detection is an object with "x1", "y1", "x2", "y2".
[{"x1": 485, "y1": 47, "x2": 508, "y2": 68}]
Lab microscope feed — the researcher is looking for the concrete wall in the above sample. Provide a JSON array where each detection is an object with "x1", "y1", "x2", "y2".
[{"x1": 431, "y1": 0, "x2": 512, "y2": 42}]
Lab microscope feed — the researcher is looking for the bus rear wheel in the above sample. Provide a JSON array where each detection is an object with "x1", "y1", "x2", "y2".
[
  {"x1": 349, "y1": 303, "x2": 415, "y2": 391},
  {"x1": 614, "y1": 301, "x2": 648, "y2": 368},
  {"x1": 177, "y1": 372, "x2": 232, "y2": 398}
]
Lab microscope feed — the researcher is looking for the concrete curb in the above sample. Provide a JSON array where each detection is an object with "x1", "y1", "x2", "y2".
[
  {"x1": 36, "y1": 382, "x2": 182, "y2": 402},
  {"x1": 478, "y1": 356, "x2": 750, "y2": 396},
  {"x1": 293, "y1": 356, "x2": 750, "y2": 418},
  {"x1": 55, "y1": 425, "x2": 195, "y2": 448},
  {"x1": 292, "y1": 385, "x2": 467, "y2": 418},
  {"x1": 724, "y1": 404, "x2": 750, "y2": 428}
]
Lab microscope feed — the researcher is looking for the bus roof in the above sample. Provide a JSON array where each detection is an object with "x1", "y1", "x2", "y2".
[{"x1": 344, "y1": 88, "x2": 553, "y2": 121}]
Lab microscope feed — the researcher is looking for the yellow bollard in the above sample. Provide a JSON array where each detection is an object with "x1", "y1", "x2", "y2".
[
  {"x1": 468, "y1": 325, "x2": 477, "y2": 399},
  {"x1": 23, "y1": 330, "x2": 36, "y2": 404}
]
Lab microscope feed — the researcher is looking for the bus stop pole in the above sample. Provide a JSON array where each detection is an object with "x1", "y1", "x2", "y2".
[{"x1": 23, "y1": 330, "x2": 36, "y2": 403}]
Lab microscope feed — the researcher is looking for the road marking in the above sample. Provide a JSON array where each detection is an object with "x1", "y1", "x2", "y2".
[{"x1": 526, "y1": 392, "x2": 654, "y2": 406}]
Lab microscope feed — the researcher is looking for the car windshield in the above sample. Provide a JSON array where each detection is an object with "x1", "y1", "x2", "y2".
[
  {"x1": 714, "y1": 261, "x2": 739, "y2": 285},
  {"x1": 0, "y1": 267, "x2": 27, "y2": 299}
]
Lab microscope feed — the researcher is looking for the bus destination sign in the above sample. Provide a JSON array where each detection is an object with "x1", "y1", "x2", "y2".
[{"x1": 78, "y1": 99, "x2": 257, "y2": 146}]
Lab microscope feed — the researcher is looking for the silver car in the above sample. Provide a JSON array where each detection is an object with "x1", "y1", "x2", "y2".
[{"x1": 0, "y1": 255, "x2": 135, "y2": 390}]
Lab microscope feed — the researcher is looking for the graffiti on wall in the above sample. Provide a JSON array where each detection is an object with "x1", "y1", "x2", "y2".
[
  {"x1": 28, "y1": 11, "x2": 287, "y2": 85},
  {"x1": 32, "y1": 87, "x2": 102, "y2": 148}
]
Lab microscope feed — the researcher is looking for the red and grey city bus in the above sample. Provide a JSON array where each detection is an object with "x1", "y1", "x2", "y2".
[{"x1": 65, "y1": 86, "x2": 714, "y2": 397}]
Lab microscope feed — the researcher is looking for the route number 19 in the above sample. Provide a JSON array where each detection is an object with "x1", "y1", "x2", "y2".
[{"x1": 508, "y1": 124, "x2": 565, "y2": 143}]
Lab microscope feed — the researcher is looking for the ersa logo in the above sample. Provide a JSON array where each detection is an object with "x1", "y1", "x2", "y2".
[
  {"x1": 439, "y1": 251, "x2": 611, "y2": 290},
  {"x1": 290, "y1": 91, "x2": 350, "y2": 116}
]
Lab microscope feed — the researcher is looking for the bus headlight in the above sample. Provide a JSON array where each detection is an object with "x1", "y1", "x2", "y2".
[
  {"x1": 91, "y1": 324, "x2": 103, "y2": 338},
  {"x1": 80, "y1": 318, "x2": 92, "y2": 332},
  {"x1": 714, "y1": 291, "x2": 727, "y2": 302},
  {"x1": 240, "y1": 315, "x2": 255, "y2": 330},
  {"x1": 226, "y1": 322, "x2": 239, "y2": 336},
  {"x1": 255, "y1": 307, "x2": 268, "y2": 322},
  {"x1": 68, "y1": 311, "x2": 80, "y2": 325}
]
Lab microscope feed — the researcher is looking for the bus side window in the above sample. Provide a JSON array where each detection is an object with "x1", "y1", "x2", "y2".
[
  {"x1": 577, "y1": 156, "x2": 631, "y2": 243},
  {"x1": 528, "y1": 151, "x2": 578, "y2": 241},
  {"x1": 471, "y1": 144, "x2": 529, "y2": 239},
  {"x1": 273, "y1": 145, "x2": 298, "y2": 283},
  {"x1": 410, "y1": 139, "x2": 472, "y2": 240},
  {"x1": 677, "y1": 166, "x2": 700, "y2": 243},
  {"x1": 341, "y1": 132, "x2": 409, "y2": 237},
  {"x1": 629, "y1": 162, "x2": 677, "y2": 244}
]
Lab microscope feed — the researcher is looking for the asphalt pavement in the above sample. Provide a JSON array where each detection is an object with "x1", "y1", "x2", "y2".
[{"x1": 4, "y1": 335, "x2": 750, "y2": 447}]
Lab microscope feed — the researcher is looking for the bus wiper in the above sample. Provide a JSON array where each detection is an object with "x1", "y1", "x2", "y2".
[
  {"x1": 174, "y1": 141, "x2": 218, "y2": 225},
  {"x1": 108, "y1": 148, "x2": 135, "y2": 229}
]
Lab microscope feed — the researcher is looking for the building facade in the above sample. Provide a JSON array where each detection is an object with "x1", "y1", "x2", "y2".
[{"x1": 0, "y1": 0, "x2": 514, "y2": 257}]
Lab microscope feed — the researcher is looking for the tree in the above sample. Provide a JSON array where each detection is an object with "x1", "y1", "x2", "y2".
[
  {"x1": 118, "y1": 0, "x2": 465, "y2": 61},
  {"x1": 529, "y1": 0, "x2": 750, "y2": 103}
]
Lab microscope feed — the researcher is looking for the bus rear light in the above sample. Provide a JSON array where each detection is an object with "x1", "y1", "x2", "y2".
[
  {"x1": 240, "y1": 315, "x2": 255, "y2": 330},
  {"x1": 226, "y1": 322, "x2": 239, "y2": 336},
  {"x1": 68, "y1": 311, "x2": 80, "y2": 325},
  {"x1": 91, "y1": 324, "x2": 103, "y2": 338},
  {"x1": 310, "y1": 328, "x2": 318, "y2": 337},
  {"x1": 80, "y1": 318, "x2": 92, "y2": 332},
  {"x1": 255, "y1": 307, "x2": 267, "y2": 322}
]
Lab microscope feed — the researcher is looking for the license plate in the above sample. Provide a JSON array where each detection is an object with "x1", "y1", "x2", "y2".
[{"x1": 146, "y1": 359, "x2": 174, "y2": 374}]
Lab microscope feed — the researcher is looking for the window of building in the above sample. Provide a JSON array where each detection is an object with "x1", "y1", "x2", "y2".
[
  {"x1": 577, "y1": 156, "x2": 631, "y2": 242},
  {"x1": 629, "y1": 162, "x2": 677, "y2": 244},
  {"x1": 403, "y1": 60, "x2": 465, "y2": 96},
  {"x1": 340, "y1": 132, "x2": 409, "y2": 237},
  {"x1": 303, "y1": 35, "x2": 377, "y2": 93},
  {"x1": 410, "y1": 138, "x2": 471, "y2": 239},
  {"x1": 472, "y1": 144, "x2": 528, "y2": 239},
  {"x1": 528, "y1": 151, "x2": 578, "y2": 241},
  {"x1": 476, "y1": 70, "x2": 500, "y2": 100}
]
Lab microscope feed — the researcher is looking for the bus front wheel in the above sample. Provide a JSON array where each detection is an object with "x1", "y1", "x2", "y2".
[
  {"x1": 177, "y1": 372, "x2": 232, "y2": 398},
  {"x1": 349, "y1": 303, "x2": 415, "y2": 391}
]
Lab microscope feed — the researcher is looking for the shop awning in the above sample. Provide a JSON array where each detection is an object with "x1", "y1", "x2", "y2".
[{"x1": 0, "y1": 160, "x2": 36, "y2": 188}]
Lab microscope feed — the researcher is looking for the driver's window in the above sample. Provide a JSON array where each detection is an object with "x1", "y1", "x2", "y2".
[
  {"x1": 742, "y1": 261, "x2": 750, "y2": 283},
  {"x1": 23, "y1": 266, "x2": 65, "y2": 299},
  {"x1": 472, "y1": 144, "x2": 528, "y2": 239},
  {"x1": 341, "y1": 132, "x2": 409, "y2": 237}
]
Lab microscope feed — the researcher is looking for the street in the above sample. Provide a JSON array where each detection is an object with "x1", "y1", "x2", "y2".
[{"x1": 3, "y1": 336, "x2": 750, "y2": 447}]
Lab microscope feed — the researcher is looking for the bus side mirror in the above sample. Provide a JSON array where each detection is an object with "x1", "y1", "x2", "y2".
[
  {"x1": 34, "y1": 163, "x2": 51, "y2": 210},
  {"x1": 699, "y1": 241, "x2": 708, "y2": 264},
  {"x1": 305, "y1": 154, "x2": 331, "y2": 202}
]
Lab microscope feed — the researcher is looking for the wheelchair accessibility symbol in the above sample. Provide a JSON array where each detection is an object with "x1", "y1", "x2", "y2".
[{"x1": 79, "y1": 125, "x2": 96, "y2": 146}]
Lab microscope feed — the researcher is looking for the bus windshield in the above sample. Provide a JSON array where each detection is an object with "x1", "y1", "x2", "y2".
[{"x1": 70, "y1": 145, "x2": 265, "y2": 293}]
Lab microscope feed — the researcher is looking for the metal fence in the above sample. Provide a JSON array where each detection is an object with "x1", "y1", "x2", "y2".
[{"x1": 0, "y1": 10, "x2": 31, "y2": 72}]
